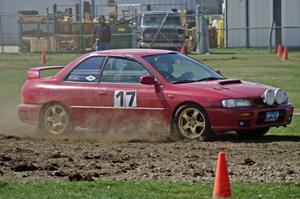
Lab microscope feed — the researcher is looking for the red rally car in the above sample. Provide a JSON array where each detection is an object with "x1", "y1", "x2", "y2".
[{"x1": 18, "y1": 49, "x2": 294, "y2": 140}]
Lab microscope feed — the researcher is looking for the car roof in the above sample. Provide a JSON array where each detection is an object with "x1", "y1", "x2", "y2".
[{"x1": 88, "y1": 48, "x2": 175, "y2": 57}]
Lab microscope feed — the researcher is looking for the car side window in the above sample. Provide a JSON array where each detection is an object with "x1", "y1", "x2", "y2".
[
  {"x1": 100, "y1": 57, "x2": 150, "y2": 83},
  {"x1": 65, "y1": 56, "x2": 105, "y2": 82}
]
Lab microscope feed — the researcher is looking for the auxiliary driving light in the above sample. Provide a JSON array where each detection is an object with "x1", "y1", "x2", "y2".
[
  {"x1": 262, "y1": 89, "x2": 275, "y2": 105},
  {"x1": 274, "y1": 88, "x2": 288, "y2": 104},
  {"x1": 238, "y1": 120, "x2": 251, "y2": 127}
]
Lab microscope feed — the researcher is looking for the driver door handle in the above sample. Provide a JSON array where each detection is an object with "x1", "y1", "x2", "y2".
[{"x1": 96, "y1": 90, "x2": 107, "y2": 95}]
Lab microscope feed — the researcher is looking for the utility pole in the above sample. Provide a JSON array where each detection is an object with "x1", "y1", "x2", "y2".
[
  {"x1": 91, "y1": 0, "x2": 95, "y2": 19},
  {"x1": 132, "y1": 8, "x2": 138, "y2": 48},
  {"x1": 46, "y1": 7, "x2": 51, "y2": 52},
  {"x1": 273, "y1": 0, "x2": 282, "y2": 48},
  {"x1": 0, "y1": 15, "x2": 4, "y2": 53},
  {"x1": 196, "y1": 4, "x2": 209, "y2": 54},
  {"x1": 245, "y1": 0, "x2": 249, "y2": 48}
]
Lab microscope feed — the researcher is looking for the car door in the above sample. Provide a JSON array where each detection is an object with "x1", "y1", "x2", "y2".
[
  {"x1": 92, "y1": 56, "x2": 166, "y2": 131},
  {"x1": 60, "y1": 56, "x2": 106, "y2": 127}
]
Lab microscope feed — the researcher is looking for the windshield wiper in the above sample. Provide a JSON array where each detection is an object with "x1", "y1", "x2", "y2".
[
  {"x1": 173, "y1": 77, "x2": 225, "y2": 84},
  {"x1": 172, "y1": 79, "x2": 198, "y2": 84}
]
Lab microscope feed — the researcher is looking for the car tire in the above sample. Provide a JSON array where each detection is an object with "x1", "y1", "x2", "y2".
[
  {"x1": 39, "y1": 103, "x2": 74, "y2": 135},
  {"x1": 171, "y1": 103, "x2": 214, "y2": 141},
  {"x1": 236, "y1": 128, "x2": 270, "y2": 138}
]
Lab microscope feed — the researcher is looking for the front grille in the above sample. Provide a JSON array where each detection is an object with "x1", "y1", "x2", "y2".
[
  {"x1": 156, "y1": 32, "x2": 178, "y2": 42},
  {"x1": 252, "y1": 97, "x2": 283, "y2": 108},
  {"x1": 253, "y1": 98, "x2": 265, "y2": 106},
  {"x1": 257, "y1": 110, "x2": 285, "y2": 125},
  {"x1": 144, "y1": 32, "x2": 179, "y2": 42},
  {"x1": 143, "y1": 29, "x2": 184, "y2": 42}
]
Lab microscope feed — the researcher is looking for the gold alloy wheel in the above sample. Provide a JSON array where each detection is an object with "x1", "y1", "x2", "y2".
[
  {"x1": 178, "y1": 107, "x2": 206, "y2": 139},
  {"x1": 43, "y1": 104, "x2": 68, "y2": 135}
]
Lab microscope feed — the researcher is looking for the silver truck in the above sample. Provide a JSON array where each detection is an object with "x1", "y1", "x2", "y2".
[{"x1": 137, "y1": 11, "x2": 185, "y2": 51}]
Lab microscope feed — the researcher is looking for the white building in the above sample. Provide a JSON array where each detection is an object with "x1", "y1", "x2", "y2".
[{"x1": 225, "y1": 0, "x2": 300, "y2": 48}]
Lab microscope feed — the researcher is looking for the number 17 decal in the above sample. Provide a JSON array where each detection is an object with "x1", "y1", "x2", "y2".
[{"x1": 114, "y1": 90, "x2": 137, "y2": 107}]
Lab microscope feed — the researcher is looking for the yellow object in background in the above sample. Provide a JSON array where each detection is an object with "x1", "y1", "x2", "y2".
[
  {"x1": 217, "y1": 20, "x2": 224, "y2": 48},
  {"x1": 118, "y1": 27, "x2": 126, "y2": 32},
  {"x1": 179, "y1": 10, "x2": 187, "y2": 27}
]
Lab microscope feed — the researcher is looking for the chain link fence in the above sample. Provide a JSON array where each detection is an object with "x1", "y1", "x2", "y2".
[{"x1": 0, "y1": 11, "x2": 194, "y2": 53}]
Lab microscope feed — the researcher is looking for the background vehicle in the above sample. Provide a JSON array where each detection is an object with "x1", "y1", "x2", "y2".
[{"x1": 137, "y1": 11, "x2": 185, "y2": 51}]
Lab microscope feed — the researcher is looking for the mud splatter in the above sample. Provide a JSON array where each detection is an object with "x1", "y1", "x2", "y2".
[{"x1": 0, "y1": 133, "x2": 299, "y2": 182}]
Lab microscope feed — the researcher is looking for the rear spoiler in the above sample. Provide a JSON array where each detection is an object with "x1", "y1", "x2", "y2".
[{"x1": 27, "y1": 66, "x2": 64, "y2": 80}]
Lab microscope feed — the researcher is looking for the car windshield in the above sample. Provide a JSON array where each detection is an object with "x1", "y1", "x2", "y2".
[
  {"x1": 142, "y1": 14, "x2": 181, "y2": 27},
  {"x1": 143, "y1": 53, "x2": 225, "y2": 83}
]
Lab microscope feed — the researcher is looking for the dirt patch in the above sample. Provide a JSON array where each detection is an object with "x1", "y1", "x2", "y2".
[{"x1": 0, "y1": 133, "x2": 299, "y2": 182}]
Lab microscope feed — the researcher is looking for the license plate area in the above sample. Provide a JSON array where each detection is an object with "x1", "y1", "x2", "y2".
[{"x1": 264, "y1": 111, "x2": 280, "y2": 122}]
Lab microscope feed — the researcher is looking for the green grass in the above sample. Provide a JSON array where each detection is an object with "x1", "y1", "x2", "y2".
[
  {"x1": 191, "y1": 49, "x2": 300, "y2": 108},
  {"x1": 269, "y1": 115, "x2": 299, "y2": 136},
  {"x1": 0, "y1": 180, "x2": 299, "y2": 199},
  {"x1": 0, "y1": 53, "x2": 79, "y2": 103}
]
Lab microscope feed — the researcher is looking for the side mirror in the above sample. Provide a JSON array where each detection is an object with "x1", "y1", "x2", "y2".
[{"x1": 140, "y1": 76, "x2": 158, "y2": 85}]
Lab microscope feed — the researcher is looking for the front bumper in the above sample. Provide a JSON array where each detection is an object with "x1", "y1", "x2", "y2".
[
  {"x1": 140, "y1": 42, "x2": 183, "y2": 49},
  {"x1": 206, "y1": 104, "x2": 294, "y2": 132},
  {"x1": 17, "y1": 103, "x2": 42, "y2": 125}
]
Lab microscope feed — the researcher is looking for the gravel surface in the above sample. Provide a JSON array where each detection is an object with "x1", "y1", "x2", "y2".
[{"x1": 0, "y1": 132, "x2": 299, "y2": 182}]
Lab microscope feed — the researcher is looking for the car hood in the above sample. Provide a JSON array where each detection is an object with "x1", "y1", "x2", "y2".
[{"x1": 174, "y1": 79, "x2": 271, "y2": 99}]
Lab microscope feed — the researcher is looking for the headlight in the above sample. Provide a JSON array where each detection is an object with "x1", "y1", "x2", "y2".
[
  {"x1": 274, "y1": 88, "x2": 288, "y2": 104},
  {"x1": 143, "y1": 33, "x2": 152, "y2": 41},
  {"x1": 221, "y1": 99, "x2": 252, "y2": 108},
  {"x1": 262, "y1": 88, "x2": 275, "y2": 105}
]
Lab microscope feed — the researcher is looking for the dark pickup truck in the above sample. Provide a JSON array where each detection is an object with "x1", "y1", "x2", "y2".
[{"x1": 137, "y1": 11, "x2": 185, "y2": 51}]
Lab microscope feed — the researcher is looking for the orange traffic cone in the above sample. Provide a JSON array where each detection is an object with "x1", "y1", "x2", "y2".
[
  {"x1": 277, "y1": 44, "x2": 282, "y2": 57},
  {"x1": 282, "y1": 47, "x2": 288, "y2": 60},
  {"x1": 41, "y1": 50, "x2": 46, "y2": 64},
  {"x1": 180, "y1": 47, "x2": 186, "y2": 55},
  {"x1": 213, "y1": 152, "x2": 231, "y2": 198}
]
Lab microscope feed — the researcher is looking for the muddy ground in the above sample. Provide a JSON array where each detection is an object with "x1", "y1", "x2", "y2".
[{"x1": 0, "y1": 129, "x2": 299, "y2": 183}]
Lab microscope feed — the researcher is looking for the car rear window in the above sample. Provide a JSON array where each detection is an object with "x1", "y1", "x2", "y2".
[{"x1": 65, "y1": 56, "x2": 105, "y2": 82}]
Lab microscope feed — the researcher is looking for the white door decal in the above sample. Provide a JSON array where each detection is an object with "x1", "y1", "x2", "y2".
[{"x1": 114, "y1": 90, "x2": 137, "y2": 107}]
